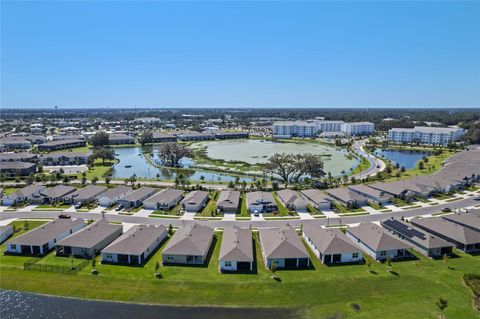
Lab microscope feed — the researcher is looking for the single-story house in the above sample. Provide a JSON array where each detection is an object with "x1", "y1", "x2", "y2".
[
  {"x1": 143, "y1": 188, "x2": 184, "y2": 210},
  {"x1": 302, "y1": 225, "x2": 363, "y2": 264},
  {"x1": 180, "y1": 190, "x2": 209, "y2": 213},
  {"x1": 245, "y1": 191, "x2": 277, "y2": 214},
  {"x1": 276, "y1": 189, "x2": 308, "y2": 211},
  {"x1": 162, "y1": 224, "x2": 214, "y2": 265},
  {"x1": 5, "y1": 218, "x2": 85, "y2": 255},
  {"x1": 325, "y1": 187, "x2": 368, "y2": 208},
  {"x1": 442, "y1": 212, "x2": 480, "y2": 232},
  {"x1": 98, "y1": 186, "x2": 133, "y2": 207},
  {"x1": 219, "y1": 226, "x2": 253, "y2": 272},
  {"x1": 368, "y1": 181, "x2": 423, "y2": 201},
  {"x1": 40, "y1": 185, "x2": 76, "y2": 204},
  {"x1": 411, "y1": 217, "x2": 480, "y2": 253},
  {"x1": 117, "y1": 187, "x2": 158, "y2": 208},
  {"x1": 0, "y1": 226, "x2": 14, "y2": 244},
  {"x1": 381, "y1": 219, "x2": 454, "y2": 258},
  {"x1": 56, "y1": 219, "x2": 123, "y2": 258},
  {"x1": 300, "y1": 189, "x2": 332, "y2": 210},
  {"x1": 101, "y1": 225, "x2": 167, "y2": 265},
  {"x1": 346, "y1": 222, "x2": 412, "y2": 260},
  {"x1": 259, "y1": 225, "x2": 310, "y2": 269},
  {"x1": 0, "y1": 162, "x2": 36, "y2": 177},
  {"x1": 216, "y1": 190, "x2": 240, "y2": 214},
  {"x1": 347, "y1": 184, "x2": 392, "y2": 205},
  {"x1": 1, "y1": 185, "x2": 46, "y2": 206},
  {"x1": 63, "y1": 185, "x2": 108, "y2": 204}
]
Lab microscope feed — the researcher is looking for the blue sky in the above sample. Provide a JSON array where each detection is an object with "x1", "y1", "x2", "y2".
[{"x1": 1, "y1": 1, "x2": 479, "y2": 109}]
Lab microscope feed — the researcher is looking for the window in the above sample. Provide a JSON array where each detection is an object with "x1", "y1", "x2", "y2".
[
  {"x1": 380, "y1": 251, "x2": 387, "y2": 256},
  {"x1": 54, "y1": 239, "x2": 56, "y2": 243},
  {"x1": 224, "y1": 261, "x2": 232, "y2": 267},
  {"x1": 352, "y1": 253, "x2": 359, "y2": 259},
  {"x1": 11, "y1": 244, "x2": 16, "y2": 250},
  {"x1": 106, "y1": 253, "x2": 112, "y2": 258},
  {"x1": 81, "y1": 248, "x2": 88, "y2": 253},
  {"x1": 167, "y1": 256, "x2": 174, "y2": 260}
]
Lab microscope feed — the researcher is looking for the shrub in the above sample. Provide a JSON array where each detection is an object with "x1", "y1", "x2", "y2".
[{"x1": 436, "y1": 297, "x2": 448, "y2": 311}]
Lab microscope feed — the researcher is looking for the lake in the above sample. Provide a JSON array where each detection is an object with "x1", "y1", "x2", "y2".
[
  {"x1": 0, "y1": 290, "x2": 299, "y2": 319},
  {"x1": 374, "y1": 149, "x2": 431, "y2": 169}
]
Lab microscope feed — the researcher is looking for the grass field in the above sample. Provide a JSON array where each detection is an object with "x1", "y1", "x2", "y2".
[{"x1": 1, "y1": 220, "x2": 479, "y2": 318}]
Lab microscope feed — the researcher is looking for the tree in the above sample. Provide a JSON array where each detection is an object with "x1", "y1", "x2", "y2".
[
  {"x1": 91, "y1": 176, "x2": 99, "y2": 184},
  {"x1": 418, "y1": 161, "x2": 425, "y2": 170},
  {"x1": 90, "y1": 131, "x2": 109, "y2": 147},
  {"x1": 270, "y1": 260, "x2": 277, "y2": 273},
  {"x1": 157, "y1": 143, "x2": 193, "y2": 167},
  {"x1": 264, "y1": 153, "x2": 325, "y2": 184},
  {"x1": 139, "y1": 130, "x2": 153, "y2": 146},
  {"x1": 168, "y1": 224, "x2": 174, "y2": 236},
  {"x1": 105, "y1": 176, "x2": 111, "y2": 185},
  {"x1": 92, "y1": 147, "x2": 115, "y2": 164},
  {"x1": 23, "y1": 220, "x2": 29, "y2": 230},
  {"x1": 62, "y1": 175, "x2": 70, "y2": 184},
  {"x1": 154, "y1": 260, "x2": 161, "y2": 278}
]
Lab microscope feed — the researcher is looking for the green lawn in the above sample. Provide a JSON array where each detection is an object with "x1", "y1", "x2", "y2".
[
  {"x1": 197, "y1": 191, "x2": 220, "y2": 217},
  {"x1": 238, "y1": 193, "x2": 250, "y2": 217},
  {"x1": 350, "y1": 156, "x2": 370, "y2": 176},
  {"x1": 1, "y1": 220, "x2": 479, "y2": 318},
  {"x1": 152, "y1": 204, "x2": 181, "y2": 216}
]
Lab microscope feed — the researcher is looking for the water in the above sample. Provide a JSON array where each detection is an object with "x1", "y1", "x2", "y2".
[
  {"x1": 0, "y1": 290, "x2": 299, "y2": 319},
  {"x1": 374, "y1": 149, "x2": 431, "y2": 169},
  {"x1": 111, "y1": 146, "x2": 253, "y2": 182}
]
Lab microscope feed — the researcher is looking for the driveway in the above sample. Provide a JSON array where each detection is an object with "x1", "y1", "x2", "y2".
[
  {"x1": 135, "y1": 208, "x2": 154, "y2": 217},
  {"x1": 296, "y1": 209, "x2": 314, "y2": 220},
  {"x1": 222, "y1": 213, "x2": 236, "y2": 221},
  {"x1": 180, "y1": 211, "x2": 196, "y2": 220},
  {"x1": 17, "y1": 205, "x2": 38, "y2": 212}
]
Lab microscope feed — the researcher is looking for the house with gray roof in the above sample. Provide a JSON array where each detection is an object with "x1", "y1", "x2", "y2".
[
  {"x1": 40, "y1": 185, "x2": 76, "y2": 204},
  {"x1": 245, "y1": 191, "x2": 277, "y2": 214},
  {"x1": 180, "y1": 190, "x2": 209, "y2": 213},
  {"x1": 152, "y1": 132, "x2": 177, "y2": 143},
  {"x1": 107, "y1": 133, "x2": 135, "y2": 145},
  {"x1": 347, "y1": 184, "x2": 392, "y2": 205},
  {"x1": 276, "y1": 189, "x2": 308, "y2": 211},
  {"x1": 381, "y1": 219, "x2": 454, "y2": 258},
  {"x1": 0, "y1": 152, "x2": 38, "y2": 162},
  {"x1": 40, "y1": 151, "x2": 91, "y2": 166},
  {"x1": 143, "y1": 188, "x2": 184, "y2": 210},
  {"x1": 259, "y1": 225, "x2": 310, "y2": 269},
  {"x1": 300, "y1": 189, "x2": 332, "y2": 210},
  {"x1": 117, "y1": 187, "x2": 157, "y2": 208},
  {"x1": 0, "y1": 226, "x2": 14, "y2": 244},
  {"x1": 1, "y1": 185, "x2": 46, "y2": 206},
  {"x1": 411, "y1": 217, "x2": 480, "y2": 253},
  {"x1": 302, "y1": 225, "x2": 363, "y2": 264},
  {"x1": 442, "y1": 212, "x2": 480, "y2": 232},
  {"x1": 5, "y1": 218, "x2": 85, "y2": 255},
  {"x1": 63, "y1": 185, "x2": 108, "y2": 204},
  {"x1": 162, "y1": 224, "x2": 214, "y2": 265},
  {"x1": 56, "y1": 219, "x2": 123, "y2": 258},
  {"x1": 346, "y1": 223, "x2": 411, "y2": 260},
  {"x1": 98, "y1": 186, "x2": 133, "y2": 207},
  {"x1": 38, "y1": 139, "x2": 86, "y2": 151},
  {"x1": 325, "y1": 188, "x2": 368, "y2": 208},
  {"x1": 219, "y1": 226, "x2": 253, "y2": 272},
  {"x1": 216, "y1": 190, "x2": 240, "y2": 214},
  {"x1": 101, "y1": 225, "x2": 167, "y2": 265},
  {"x1": 0, "y1": 162, "x2": 36, "y2": 177}
]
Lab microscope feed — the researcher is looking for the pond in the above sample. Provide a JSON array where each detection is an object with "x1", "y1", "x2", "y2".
[
  {"x1": 0, "y1": 289, "x2": 299, "y2": 319},
  {"x1": 374, "y1": 149, "x2": 431, "y2": 169},
  {"x1": 191, "y1": 139, "x2": 359, "y2": 176},
  {"x1": 111, "y1": 146, "x2": 252, "y2": 182}
]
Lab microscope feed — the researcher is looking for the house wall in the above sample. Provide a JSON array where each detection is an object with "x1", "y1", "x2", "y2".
[
  {"x1": 67, "y1": 229, "x2": 122, "y2": 258},
  {"x1": 0, "y1": 227, "x2": 13, "y2": 244},
  {"x1": 346, "y1": 231, "x2": 404, "y2": 260},
  {"x1": 302, "y1": 231, "x2": 363, "y2": 263},
  {"x1": 219, "y1": 260, "x2": 238, "y2": 271},
  {"x1": 162, "y1": 254, "x2": 204, "y2": 264}
]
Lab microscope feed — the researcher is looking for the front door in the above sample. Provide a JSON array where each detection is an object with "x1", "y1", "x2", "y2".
[{"x1": 332, "y1": 254, "x2": 342, "y2": 263}]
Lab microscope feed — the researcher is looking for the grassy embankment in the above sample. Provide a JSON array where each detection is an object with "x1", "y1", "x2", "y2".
[{"x1": 0, "y1": 220, "x2": 479, "y2": 319}]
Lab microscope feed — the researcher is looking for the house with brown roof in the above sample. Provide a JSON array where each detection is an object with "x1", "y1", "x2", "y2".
[
  {"x1": 162, "y1": 224, "x2": 214, "y2": 265},
  {"x1": 56, "y1": 219, "x2": 123, "y2": 258},
  {"x1": 5, "y1": 218, "x2": 85, "y2": 255},
  {"x1": 101, "y1": 225, "x2": 167, "y2": 265},
  {"x1": 346, "y1": 223, "x2": 411, "y2": 260},
  {"x1": 259, "y1": 225, "x2": 310, "y2": 269},
  {"x1": 219, "y1": 226, "x2": 253, "y2": 272},
  {"x1": 302, "y1": 225, "x2": 363, "y2": 264}
]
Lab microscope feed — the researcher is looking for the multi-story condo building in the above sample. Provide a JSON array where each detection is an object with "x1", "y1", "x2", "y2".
[
  {"x1": 272, "y1": 120, "x2": 374, "y2": 138},
  {"x1": 388, "y1": 126, "x2": 465, "y2": 146}
]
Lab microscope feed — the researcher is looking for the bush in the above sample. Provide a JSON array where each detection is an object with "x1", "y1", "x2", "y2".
[{"x1": 436, "y1": 297, "x2": 448, "y2": 311}]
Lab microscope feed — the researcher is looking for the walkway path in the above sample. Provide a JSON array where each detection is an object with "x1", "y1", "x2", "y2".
[{"x1": 352, "y1": 139, "x2": 386, "y2": 180}]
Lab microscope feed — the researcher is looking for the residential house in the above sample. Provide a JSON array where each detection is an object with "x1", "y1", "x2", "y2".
[
  {"x1": 38, "y1": 139, "x2": 86, "y2": 151},
  {"x1": 0, "y1": 226, "x2": 14, "y2": 244},
  {"x1": 1, "y1": 185, "x2": 46, "y2": 206},
  {"x1": 259, "y1": 225, "x2": 310, "y2": 269},
  {"x1": 117, "y1": 187, "x2": 158, "y2": 208},
  {"x1": 162, "y1": 224, "x2": 214, "y2": 265},
  {"x1": 63, "y1": 185, "x2": 108, "y2": 204},
  {"x1": 101, "y1": 225, "x2": 167, "y2": 265},
  {"x1": 442, "y1": 212, "x2": 480, "y2": 232},
  {"x1": 151, "y1": 132, "x2": 177, "y2": 143},
  {"x1": 108, "y1": 133, "x2": 135, "y2": 145},
  {"x1": 276, "y1": 189, "x2": 308, "y2": 211},
  {"x1": 300, "y1": 189, "x2": 332, "y2": 210},
  {"x1": 56, "y1": 219, "x2": 123, "y2": 258},
  {"x1": 40, "y1": 152, "x2": 91, "y2": 166},
  {"x1": 381, "y1": 219, "x2": 454, "y2": 258},
  {"x1": 0, "y1": 162, "x2": 36, "y2": 177},
  {"x1": 180, "y1": 190, "x2": 209, "y2": 213},
  {"x1": 302, "y1": 225, "x2": 363, "y2": 264},
  {"x1": 216, "y1": 190, "x2": 240, "y2": 214},
  {"x1": 325, "y1": 188, "x2": 368, "y2": 208},
  {"x1": 143, "y1": 188, "x2": 184, "y2": 210},
  {"x1": 219, "y1": 226, "x2": 253, "y2": 272},
  {"x1": 5, "y1": 218, "x2": 85, "y2": 255},
  {"x1": 346, "y1": 223, "x2": 411, "y2": 260},
  {"x1": 98, "y1": 186, "x2": 133, "y2": 207},
  {"x1": 245, "y1": 191, "x2": 277, "y2": 214},
  {"x1": 0, "y1": 152, "x2": 38, "y2": 162},
  {"x1": 347, "y1": 184, "x2": 392, "y2": 205},
  {"x1": 40, "y1": 185, "x2": 76, "y2": 204}
]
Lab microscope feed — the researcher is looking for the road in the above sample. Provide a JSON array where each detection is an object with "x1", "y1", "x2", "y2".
[
  {"x1": 2, "y1": 197, "x2": 477, "y2": 229},
  {"x1": 352, "y1": 139, "x2": 386, "y2": 179}
]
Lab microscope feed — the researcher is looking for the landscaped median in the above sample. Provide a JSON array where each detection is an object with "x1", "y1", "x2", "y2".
[{"x1": 0, "y1": 219, "x2": 479, "y2": 319}]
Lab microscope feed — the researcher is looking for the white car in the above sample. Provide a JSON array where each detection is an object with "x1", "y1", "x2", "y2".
[
  {"x1": 253, "y1": 210, "x2": 260, "y2": 217},
  {"x1": 473, "y1": 195, "x2": 480, "y2": 200}
]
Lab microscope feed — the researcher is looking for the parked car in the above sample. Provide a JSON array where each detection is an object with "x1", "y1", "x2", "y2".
[
  {"x1": 58, "y1": 214, "x2": 71, "y2": 219},
  {"x1": 441, "y1": 207, "x2": 452, "y2": 212},
  {"x1": 74, "y1": 202, "x2": 82, "y2": 209},
  {"x1": 115, "y1": 205, "x2": 123, "y2": 211},
  {"x1": 253, "y1": 210, "x2": 259, "y2": 217},
  {"x1": 473, "y1": 195, "x2": 480, "y2": 200}
]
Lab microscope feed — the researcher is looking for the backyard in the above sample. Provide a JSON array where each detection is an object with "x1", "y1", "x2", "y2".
[{"x1": 0, "y1": 220, "x2": 479, "y2": 319}]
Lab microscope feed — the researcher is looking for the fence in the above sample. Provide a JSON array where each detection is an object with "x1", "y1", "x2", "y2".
[{"x1": 24, "y1": 258, "x2": 89, "y2": 275}]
